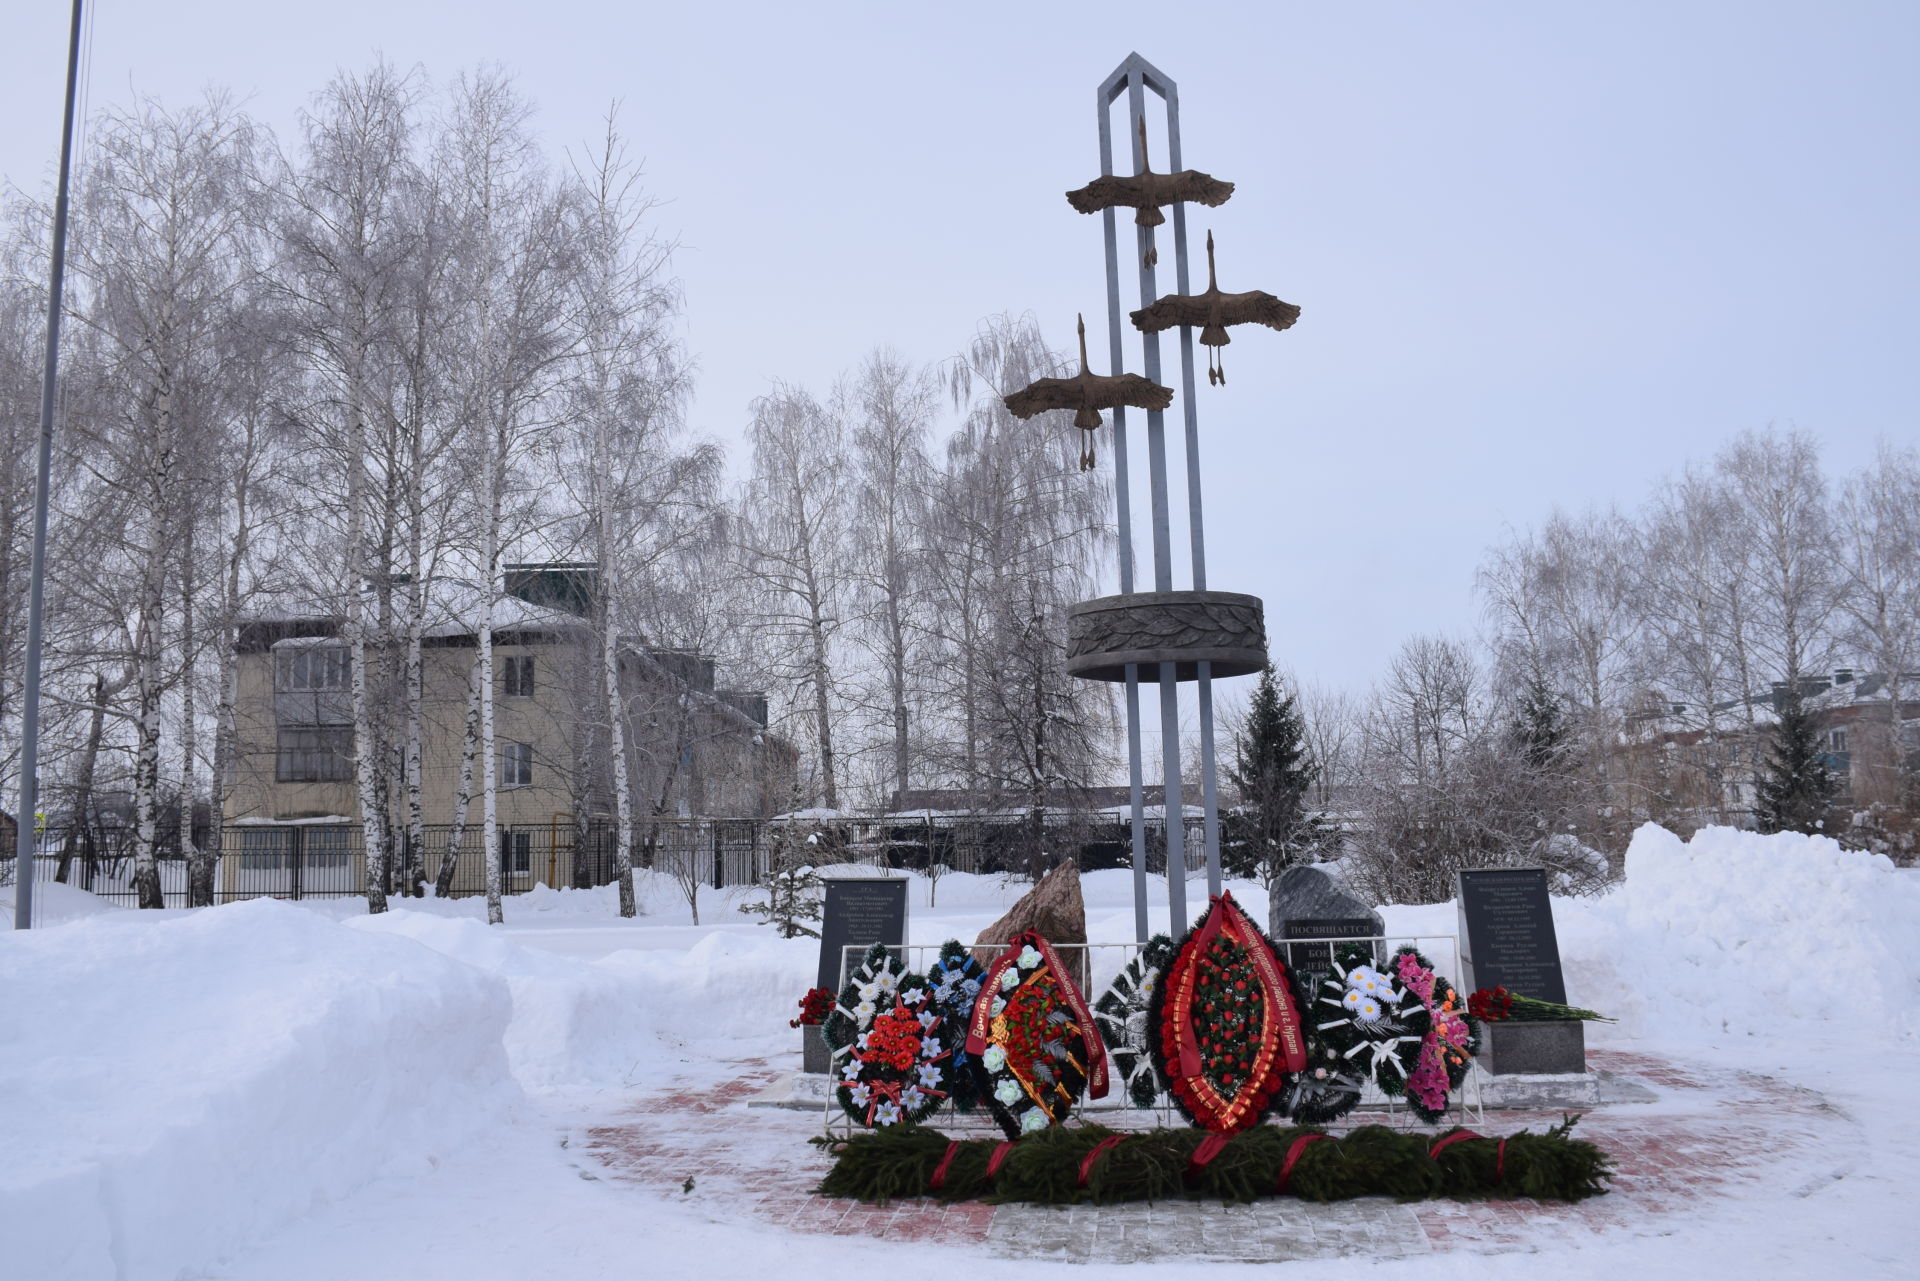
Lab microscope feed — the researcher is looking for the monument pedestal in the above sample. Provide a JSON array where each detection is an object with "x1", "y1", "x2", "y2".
[
  {"x1": 1479, "y1": 1020, "x2": 1585, "y2": 1075},
  {"x1": 802, "y1": 1025, "x2": 829, "y2": 1075}
]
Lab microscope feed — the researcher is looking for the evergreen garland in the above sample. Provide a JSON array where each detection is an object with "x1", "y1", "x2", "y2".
[
  {"x1": 821, "y1": 942, "x2": 955, "y2": 1127},
  {"x1": 813, "y1": 1117, "x2": 1612, "y2": 1205},
  {"x1": 1092, "y1": 933, "x2": 1176, "y2": 1108},
  {"x1": 924, "y1": 941, "x2": 989, "y2": 1113}
]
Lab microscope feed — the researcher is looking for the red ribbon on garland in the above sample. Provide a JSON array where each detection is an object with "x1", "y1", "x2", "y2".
[
  {"x1": 965, "y1": 930, "x2": 1109, "y2": 1099},
  {"x1": 1276, "y1": 1132, "x2": 1329, "y2": 1195},
  {"x1": 985, "y1": 1140, "x2": 1018, "y2": 1183},
  {"x1": 1076, "y1": 1135, "x2": 1129, "y2": 1190},
  {"x1": 1427, "y1": 1129, "x2": 1506, "y2": 1184},
  {"x1": 1184, "y1": 1132, "x2": 1231, "y2": 1184},
  {"x1": 930, "y1": 1140, "x2": 961, "y2": 1192}
]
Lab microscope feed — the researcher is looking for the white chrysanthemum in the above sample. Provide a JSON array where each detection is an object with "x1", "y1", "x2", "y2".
[
  {"x1": 1341, "y1": 989, "x2": 1365, "y2": 1012},
  {"x1": 1017, "y1": 945, "x2": 1042, "y2": 970},
  {"x1": 875, "y1": 970, "x2": 899, "y2": 993},
  {"x1": 857, "y1": 982, "x2": 880, "y2": 1004},
  {"x1": 1020, "y1": 1108, "x2": 1049, "y2": 1133},
  {"x1": 982, "y1": 1045, "x2": 1007, "y2": 1072},
  {"x1": 1000, "y1": 968, "x2": 1020, "y2": 991},
  {"x1": 1353, "y1": 995, "x2": 1383, "y2": 1023},
  {"x1": 854, "y1": 1000, "x2": 877, "y2": 1022},
  {"x1": 995, "y1": 1080, "x2": 1023, "y2": 1106}
]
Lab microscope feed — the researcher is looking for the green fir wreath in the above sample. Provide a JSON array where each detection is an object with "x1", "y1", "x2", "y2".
[
  {"x1": 1280, "y1": 963, "x2": 1369, "y2": 1126},
  {"x1": 1093, "y1": 933, "x2": 1176, "y2": 1108},
  {"x1": 1307, "y1": 943, "x2": 1431, "y2": 1098},
  {"x1": 924, "y1": 941, "x2": 989, "y2": 1113},
  {"x1": 821, "y1": 942, "x2": 956, "y2": 1127}
]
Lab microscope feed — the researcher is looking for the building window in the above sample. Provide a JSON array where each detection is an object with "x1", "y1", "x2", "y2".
[
  {"x1": 278, "y1": 647, "x2": 349, "y2": 692},
  {"x1": 500, "y1": 741, "x2": 534, "y2": 787},
  {"x1": 276, "y1": 727, "x2": 353, "y2": 782},
  {"x1": 1828, "y1": 728, "x2": 1849, "y2": 753},
  {"x1": 503, "y1": 655, "x2": 535, "y2": 697},
  {"x1": 501, "y1": 830, "x2": 532, "y2": 877}
]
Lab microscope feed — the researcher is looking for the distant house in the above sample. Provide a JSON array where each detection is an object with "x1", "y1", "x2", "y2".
[
  {"x1": 1618, "y1": 668, "x2": 1920, "y2": 827},
  {"x1": 223, "y1": 569, "x2": 795, "y2": 893}
]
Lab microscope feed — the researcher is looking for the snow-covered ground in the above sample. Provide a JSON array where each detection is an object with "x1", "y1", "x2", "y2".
[{"x1": 4, "y1": 826, "x2": 1917, "y2": 1280}]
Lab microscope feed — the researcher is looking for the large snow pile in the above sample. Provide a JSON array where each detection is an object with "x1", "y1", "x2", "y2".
[
  {"x1": 1571, "y1": 824, "x2": 1920, "y2": 1044},
  {"x1": 0, "y1": 900, "x2": 517, "y2": 1281},
  {"x1": 0, "y1": 879, "x2": 127, "y2": 928},
  {"x1": 348, "y1": 911, "x2": 813, "y2": 1089}
]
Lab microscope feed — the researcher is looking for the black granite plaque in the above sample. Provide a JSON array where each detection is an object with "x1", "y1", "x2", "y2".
[
  {"x1": 815, "y1": 878, "x2": 910, "y2": 994},
  {"x1": 1281, "y1": 917, "x2": 1383, "y2": 980},
  {"x1": 1457, "y1": 868, "x2": 1567, "y2": 1005}
]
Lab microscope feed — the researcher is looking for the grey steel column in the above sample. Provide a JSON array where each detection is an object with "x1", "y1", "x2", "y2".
[
  {"x1": 1097, "y1": 80, "x2": 1150, "y2": 945},
  {"x1": 14, "y1": 0, "x2": 85, "y2": 930},
  {"x1": 1163, "y1": 88, "x2": 1225, "y2": 898}
]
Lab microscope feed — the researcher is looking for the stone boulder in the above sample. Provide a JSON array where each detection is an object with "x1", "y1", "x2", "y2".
[
  {"x1": 972, "y1": 859, "x2": 1090, "y2": 995},
  {"x1": 1267, "y1": 863, "x2": 1383, "y2": 938}
]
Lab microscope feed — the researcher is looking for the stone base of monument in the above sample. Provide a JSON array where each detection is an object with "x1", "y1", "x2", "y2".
[
  {"x1": 746, "y1": 1071, "x2": 835, "y2": 1111},
  {"x1": 1480, "y1": 1019, "x2": 1586, "y2": 1075},
  {"x1": 802, "y1": 1026, "x2": 829, "y2": 1075},
  {"x1": 1471, "y1": 1066, "x2": 1602, "y2": 1110}
]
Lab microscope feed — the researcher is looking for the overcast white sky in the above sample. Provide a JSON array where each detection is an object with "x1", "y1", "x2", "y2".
[{"x1": 3, "y1": 2, "x2": 1915, "y2": 700}]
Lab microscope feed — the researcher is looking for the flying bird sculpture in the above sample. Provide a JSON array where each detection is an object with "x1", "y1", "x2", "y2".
[
  {"x1": 1003, "y1": 314, "x2": 1174, "y2": 471},
  {"x1": 1129, "y1": 231, "x2": 1301, "y2": 386},
  {"x1": 1066, "y1": 117, "x2": 1233, "y2": 264}
]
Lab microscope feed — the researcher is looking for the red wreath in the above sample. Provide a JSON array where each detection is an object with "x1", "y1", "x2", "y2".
[{"x1": 1151, "y1": 891, "x2": 1307, "y2": 1134}]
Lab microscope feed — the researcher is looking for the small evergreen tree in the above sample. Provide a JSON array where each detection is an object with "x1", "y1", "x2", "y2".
[
  {"x1": 1224, "y1": 666, "x2": 1326, "y2": 886},
  {"x1": 1755, "y1": 690, "x2": 1839, "y2": 835},
  {"x1": 741, "y1": 801, "x2": 825, "y2": 937},
  {"x1": 1510, "y1": 674, "x2": 1568, "y2": 771}
]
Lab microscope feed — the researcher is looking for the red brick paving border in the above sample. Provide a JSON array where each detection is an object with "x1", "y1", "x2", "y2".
[{"x1": 581, "y1": 1047, "x2": 1844, "y2": 1258}]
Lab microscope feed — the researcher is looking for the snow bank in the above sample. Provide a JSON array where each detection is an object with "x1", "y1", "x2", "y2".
[
  {"x1": 1573, "y1": 824, "x2": 1920, "y2": 1045},
  {"x1": 1, "y1": 879, "x2": 127, "y2": 928},
  {"x1": 348, "y1": 910, "x2": 814, "y2": 1089},
  {"x1": 0, "y1": 900, "x2": 517, "y2": 1281}
]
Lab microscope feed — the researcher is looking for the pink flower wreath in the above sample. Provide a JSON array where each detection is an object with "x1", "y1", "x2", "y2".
[{"x1": 1388, "y1": 947, "x2": 1481, "y2": 1124}]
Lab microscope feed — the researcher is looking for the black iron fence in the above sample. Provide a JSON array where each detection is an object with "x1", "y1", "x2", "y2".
[{"x1": 2, "y1": 812, "x2": 1204, "y2": 906}]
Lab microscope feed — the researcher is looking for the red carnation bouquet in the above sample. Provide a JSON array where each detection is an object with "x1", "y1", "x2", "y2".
[
  {"x1": 1468, "y1": 986, "x2": 1613, "y2": 1023},
  {"x1": 790, "y1": 986, "x2": 835, "y2": 1028}
]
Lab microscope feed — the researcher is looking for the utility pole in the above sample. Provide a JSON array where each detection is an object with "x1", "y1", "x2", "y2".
[{"x1": 13, "y1": 0, "x2": 86, "y2": 930}]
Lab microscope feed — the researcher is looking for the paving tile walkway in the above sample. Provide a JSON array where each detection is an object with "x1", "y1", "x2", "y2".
[{"x1": 578, "y1": 1048, "x2": 1849, "y2": 1263}]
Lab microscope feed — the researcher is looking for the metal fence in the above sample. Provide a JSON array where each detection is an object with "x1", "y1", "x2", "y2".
[{"x1": 2, "y1": 813, "x2": 1203, "y2": 906}]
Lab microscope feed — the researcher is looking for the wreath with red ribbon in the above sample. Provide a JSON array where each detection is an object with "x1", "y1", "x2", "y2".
[
  {"x1": 1386, "y1": 946, "x2": 1480, "y2": 1124},
  {"x1": 965, "y1": 931, "x2": 1108, "y2": 1140},
  {"x1": 821, "y1": 942, "x2": 955, "y2": 1127},
  {"x1": 1148, "y1": 892, "x2": 1308, "y2": 1134}
]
